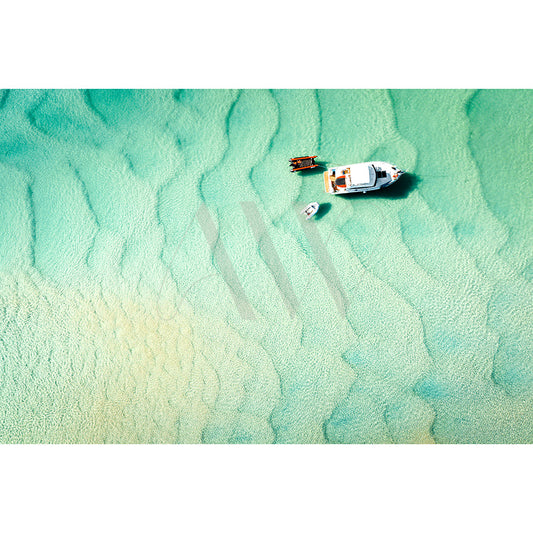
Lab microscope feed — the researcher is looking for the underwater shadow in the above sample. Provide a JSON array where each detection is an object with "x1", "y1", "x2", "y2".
[
  {"x1": 371, "y1": 172, "x2": 420, "y2": 199},
  {"x1": 314, "y1": 202, "x2": 331, "y2": 220},
  {"x1": 297, "y1": 162, "x2": 328, "y2": 176}
]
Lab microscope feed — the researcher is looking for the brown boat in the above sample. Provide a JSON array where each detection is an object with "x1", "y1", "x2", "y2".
[{"x1": 289, "y1": 155, "x2": 318, "y2": 172}]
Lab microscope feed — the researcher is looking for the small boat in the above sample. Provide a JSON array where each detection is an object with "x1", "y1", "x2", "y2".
[
  {"x1": 290, "y1": 155, "x2": 319, "y2": 172},
  {"x1": 324, "y1": 161, "x2": 405, "y2": 194},
  {"x1": 301, "y1": 202, "x2": 319, "y2": 220}
]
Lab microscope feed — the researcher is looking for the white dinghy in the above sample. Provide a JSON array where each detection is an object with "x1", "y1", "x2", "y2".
[{"x1": 301, "y1": 202, "x2": 319, "y2": 220}]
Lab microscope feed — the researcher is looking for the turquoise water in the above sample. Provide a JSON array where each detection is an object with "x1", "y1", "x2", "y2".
[{"x1": 0, "y1": 89, "x2": 531, "y2": 443}]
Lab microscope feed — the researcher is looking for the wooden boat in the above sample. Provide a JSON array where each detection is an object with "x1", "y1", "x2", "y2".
[{"x1": 290, "y1": 156, "x2": 318, "y2": 172}]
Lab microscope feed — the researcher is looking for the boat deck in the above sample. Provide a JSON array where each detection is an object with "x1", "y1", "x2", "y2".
[{"x1": 324, "y1": 171, "x2": 334, "y2": 193}]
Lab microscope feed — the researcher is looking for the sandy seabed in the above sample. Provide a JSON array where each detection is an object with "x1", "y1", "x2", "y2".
[{"x1": 0, "y1": 89, "x2": 532, "y2": 443}]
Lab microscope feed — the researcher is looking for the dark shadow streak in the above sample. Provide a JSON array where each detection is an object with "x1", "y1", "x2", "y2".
[
  {"x1": 295, "y1": 161, "x2": 329, "y2": 176},
  {"x1": 0, "y1": 89, "x2": 9, "y2": 110}
]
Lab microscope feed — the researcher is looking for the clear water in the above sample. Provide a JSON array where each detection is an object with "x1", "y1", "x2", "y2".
[{"x1": 0, "y1": 89, "x2": 531, "y2": 443}]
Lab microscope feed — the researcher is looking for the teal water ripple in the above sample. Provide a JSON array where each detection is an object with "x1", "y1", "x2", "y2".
[{"x1": 0, "y1": 89, "x2": 531, "y2": 443}]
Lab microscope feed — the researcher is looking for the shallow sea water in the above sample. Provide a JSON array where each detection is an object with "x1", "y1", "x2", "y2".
[{"x1": 0, "y1": 89, "x2": 531, "y2": 443}]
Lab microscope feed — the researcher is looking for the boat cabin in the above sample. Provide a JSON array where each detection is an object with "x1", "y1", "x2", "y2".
[{"x1": 329, "y1": 164, "x2": 377, "y2": 191}]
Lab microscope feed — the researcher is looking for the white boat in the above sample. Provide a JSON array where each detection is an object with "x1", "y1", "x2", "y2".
[
  {"x1": 301, "y1": 202, "x2": 319, "y2": 220},
  {"x1": 324, "y1": 161, "x2": 404, "y2": 195}
]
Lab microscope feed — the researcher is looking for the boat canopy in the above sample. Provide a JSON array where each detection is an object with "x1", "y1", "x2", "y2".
[{"x1": 349, "y1": 164, "x2": 375, "y2": 187}]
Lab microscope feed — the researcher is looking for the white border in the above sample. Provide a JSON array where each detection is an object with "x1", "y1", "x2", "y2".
[
  {"x1": 1, "y1": 445, "x2": 531, "y2": 532},
  {"x1": 1, "y1": 2, "x2": 531, "y2": 530},
  {"x1": 2, "y1": 1, "x2": 532, "y2": 88}
]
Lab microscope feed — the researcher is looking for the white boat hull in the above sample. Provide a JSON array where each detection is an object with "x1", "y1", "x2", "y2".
[
  {"x1": 301, "y1": 202, "x2": 319, "y2": 220},
  {"x1": 324, "y1": 161, "x2": 404, "y2": 195}
]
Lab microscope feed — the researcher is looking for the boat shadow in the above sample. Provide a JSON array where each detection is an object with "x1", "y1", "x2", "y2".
[
  {"x1": 314, "y1": 202, "x2": 331, "y2": 220},
  {"x1": 297, "y1": 161, "x2": 328, "y2": 176},
  {"x1": 338, "y1": 172, "x2": 420, "y2": 200}
]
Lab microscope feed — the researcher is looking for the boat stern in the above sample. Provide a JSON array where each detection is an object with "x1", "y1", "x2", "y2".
[{"x1": 324, "y1": 170, "x2": 334, "y2": 193}]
